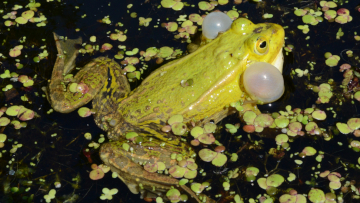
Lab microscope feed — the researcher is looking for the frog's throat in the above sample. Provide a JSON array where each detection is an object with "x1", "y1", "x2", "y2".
[{"x1": 272, "y1": 47, "x2": 284, "y2": 73}]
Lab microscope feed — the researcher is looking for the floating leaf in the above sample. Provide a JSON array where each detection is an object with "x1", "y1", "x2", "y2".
[
  {"x1": 308, "y1": 188, "x2": 326, "y2": 203},
  {"x1": 266, "y1": 174, "x2": 284, "y2": 188},
  {"x1": 198, "y1": 133, "x2": 215, "y2": 144},
  {"x1": 336, "y1": 122, "x2": 353, "y2": 134},
  {"x1": 199, "y1": 149, "x2": 217, "y2": 162},
  {"x1": 78, "y1": 107, "x2": 93, "y2": 117},
  {"x1": 312, "y1": 110, "x2": 326, "y2": 120}
]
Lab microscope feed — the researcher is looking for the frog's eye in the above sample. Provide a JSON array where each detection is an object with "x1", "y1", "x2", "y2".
[
  {"x1": 202, "y1": 12, "x2": 232, "y2": 39},
  {"x1": 243, "y1": 62, "x2": 284, "y2": 103},
  {"x1": 254, "y1": 36, "x2": 269, "y2": 55}
]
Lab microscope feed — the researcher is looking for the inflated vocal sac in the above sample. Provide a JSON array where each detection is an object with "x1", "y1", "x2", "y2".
[
  {"x1": 243, "y1": 62, "x2": 284, "y2": 103},
  {"x1": 202, "y1": 12, "x2": 232, "y2": 39}
]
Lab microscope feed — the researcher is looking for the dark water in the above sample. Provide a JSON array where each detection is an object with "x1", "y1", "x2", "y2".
[{"x1": 1, "y1": 0, "x2": 360, "y2": 202}]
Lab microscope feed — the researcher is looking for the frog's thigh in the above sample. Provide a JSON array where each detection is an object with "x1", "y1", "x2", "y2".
[
  {"x1": 100, "y1": 144, "x2": 180, "y2": 199},
  {"x1": 100, "y1": 142, "x2": 216, "y2": 203}
]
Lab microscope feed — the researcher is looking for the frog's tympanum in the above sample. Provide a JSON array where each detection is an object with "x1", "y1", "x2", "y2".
[{"x1": 46, "y1": 15, "x2": 284, "y2": 202}]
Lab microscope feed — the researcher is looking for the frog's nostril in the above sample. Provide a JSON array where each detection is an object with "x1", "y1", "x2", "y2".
[
  {"x1": 202, "y1": 12, "x2": 232, "y2": 39},
  {"x1": 243, "y1": 62, "x2": 284, "y2": 103}
]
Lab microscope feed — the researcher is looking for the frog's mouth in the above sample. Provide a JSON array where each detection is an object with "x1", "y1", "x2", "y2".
[{"x1": 271, "y1": 47, "x2": 284, "y2": 73}]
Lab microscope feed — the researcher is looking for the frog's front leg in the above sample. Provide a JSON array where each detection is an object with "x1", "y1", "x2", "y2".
[
  {"x1": 100, "y1": 140, "x2": 216, "y2": 203},
  {"x1": 46, "y1": 33, "x2": 111, "y2": 113}
]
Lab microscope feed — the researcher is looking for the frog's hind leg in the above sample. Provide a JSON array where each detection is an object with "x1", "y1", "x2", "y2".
[
  {"x1": 100, "y1": 141, "x2": 216, "y2": 203},
  {"x1": 46, "y1": 33, "x2": 109, "y2": 113},
  {"x1": 91, "y1": 58, "x2": 131, "y2": 133}
]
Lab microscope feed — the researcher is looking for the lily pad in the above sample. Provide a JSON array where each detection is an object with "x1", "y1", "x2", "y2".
[
  {"x1": 168, "y1": 114, "x2": 183, "y2": 125},
  {"x1": 325, "y1": 54, "x2": 340, "y2": 67},
  {"x1": 15, "y1": 16, "x2": 28, "y2": 24},
  {"x1": 302, "y1": 146, "x2": 317, "y2": 156},
  {"x1": 347, "y1": 118, "x2": 360, "y2": 131},
  {"x1": 275, "y1": 134, "x2": 289, "y2": 145},
  {"x1": 184, "y1": 169, "x2": 197, "y2": 179},
  {"x1": 89, "y1": 166, "x2": 104, "y2": 180},
  {"x1": 243, "y1": 111, "x2": 257, "y2": 124},
  {"x1": 212, "y1": 153, "x2": 227, "y2": 167},
  {"x1": 312, "y1": 110, "x2": 326, "y2": 120},
  {"x1": 274, "y1": 116, "x2": 289, "y2": 128},
  {"x1": 266, "y1": 174, "x2": 284, "y2": 188},
  {"x1": 308, "y1": 188, "x2": 326, "y2": 203},
  {"x1": 172, "y1": 122, "x2": 187, "y2": 136},
  {"x1": 164, "y1": 22, "x2": 178, "y2": 32},
  {"x1": 243, "y1": 125, "x2": 255, "y2": 133},
  {"x1": 254, "y1": 114, "x2": 274, "y2": 128},
  {"x1": 294, "y1": 8, "x2": 307, "y2": 16},
  {"x1": 198, "y1": 133, "x2": 215, "y2": 144},
  {"x1": 166, "y1": 188, "x2": 181, "y2": 202},
  {"x1": 18, "y1": 108, "x2": 34, "y2": 121},
  {"x1": 78, "y1": 107, "x2": 93, "y2": 117},
  {"x1": 336, "y1": 122, "x2": 353, "y2": 134},
  {"x1": 0, "y1": 117, "x2": 11, "y2": 126},
  {"x1": 204, "y1": 123, "x2": 216, "y2": 133},
  {"x1": 22, "y1": 10, "x2": 34, "y2": 19},
  {"x1": 125, "y1": 132, "x2": 138, "y2": 140},
  {"x1": 245, "y1": 167, "x2": 259, "y2": 177},
  {"x1": 198, "y1": 149, "x2": 217, "y2": 162},
  {"x1": 190, "y1": 183, "x2": 206, "y2": 194},
  {"x1": 324, "y1": 10, "x2": 337, "y2": 20},
  {"x1": 158, "y1": 46, "x2": 174, "y2": 58},
  {"x1": 225, "y1": 123, "x2": 238, "y2": 134},
  {"x1": 6, "y1": 105, "x2": 22, "y2": 116},
  {"x1": 190, "y1": 126, "x2": 203, "y2": 138},
  {"x1": 169, "y1": 165, "x2": 186, "y2": 178}
]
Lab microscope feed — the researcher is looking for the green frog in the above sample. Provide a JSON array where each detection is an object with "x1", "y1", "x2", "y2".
[{"x1": 46, "y1": 17, "x2": 284, "y2": 202}]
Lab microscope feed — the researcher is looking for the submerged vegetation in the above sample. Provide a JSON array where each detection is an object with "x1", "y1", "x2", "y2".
[{"x1": 1, "y1": 0, "x2": 360, "y2": 202}]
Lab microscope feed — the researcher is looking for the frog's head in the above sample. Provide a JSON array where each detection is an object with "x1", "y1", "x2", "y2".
[
  {"x1": 202, "y1": 14, "x2": 285, "y2": 104},
  {"x1": 233, "y1": 18, "x2": 285, "y2": 104}
]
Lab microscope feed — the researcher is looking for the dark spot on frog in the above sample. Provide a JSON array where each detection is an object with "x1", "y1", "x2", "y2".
[
  {"x1": 157, "y1": 100, "x2": 162, "y2": 104},
  {"x1": 254, "y1": 27, "x2": 263, "y2": 33},
  {"x1": 166, "y1": 108, "x2": 173, "y2": 114},
  {"x1": 145, "y1": 106, "x2": 151, "y2": 111},
  {"x1": 153, "y1": 107, "x2": 159, "y2": 112},
  {"x1": 143, "y1": 82, "x2": 149, "y2": 86},
  {"x1": 128, "y1": 165, "x2": 143, "y2": 174},
  {"x1": 115, "y1": 157, "x2": 129, "y2": 168},
  {"x1": 135, "y1": 109, "x2": 141, "y2": 115}
]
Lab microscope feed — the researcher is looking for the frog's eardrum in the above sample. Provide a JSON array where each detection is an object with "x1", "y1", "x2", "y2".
[
  {"x1": 243, "y1": 62, "x2": 284, "y2": 103},
  {"x1": 202, "y1": 12, "x2": 233, "y2": 39}
]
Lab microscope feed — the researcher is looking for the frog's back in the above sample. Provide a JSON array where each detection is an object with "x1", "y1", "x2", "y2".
[{"x1": 118, "y1": 28, "x2": 249, "y2": 126}]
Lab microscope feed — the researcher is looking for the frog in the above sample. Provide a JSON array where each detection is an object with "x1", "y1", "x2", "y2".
[{"x1": 46, "y1": 17, "x2": 284, "y2": 202}]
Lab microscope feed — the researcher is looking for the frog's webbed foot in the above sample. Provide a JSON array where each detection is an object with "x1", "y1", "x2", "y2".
[
  {"x1": 100, "y1": 141, "x2": 216, "y2": 203},
  {"x1": 47, "y1": 34, "x2": 112, "y2": 113},
  {"x1": 53, "y1": 33, "x2": 82, "y2": 75}
]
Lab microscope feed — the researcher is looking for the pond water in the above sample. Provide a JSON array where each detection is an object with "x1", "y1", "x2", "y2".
[{"x1": 1, "y1": 0, "x2": 360, "y2": 203}]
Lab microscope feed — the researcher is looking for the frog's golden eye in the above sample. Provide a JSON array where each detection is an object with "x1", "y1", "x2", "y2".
[{"x1": 254, "y1": 36, "x2": 269, "y2": 55}]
